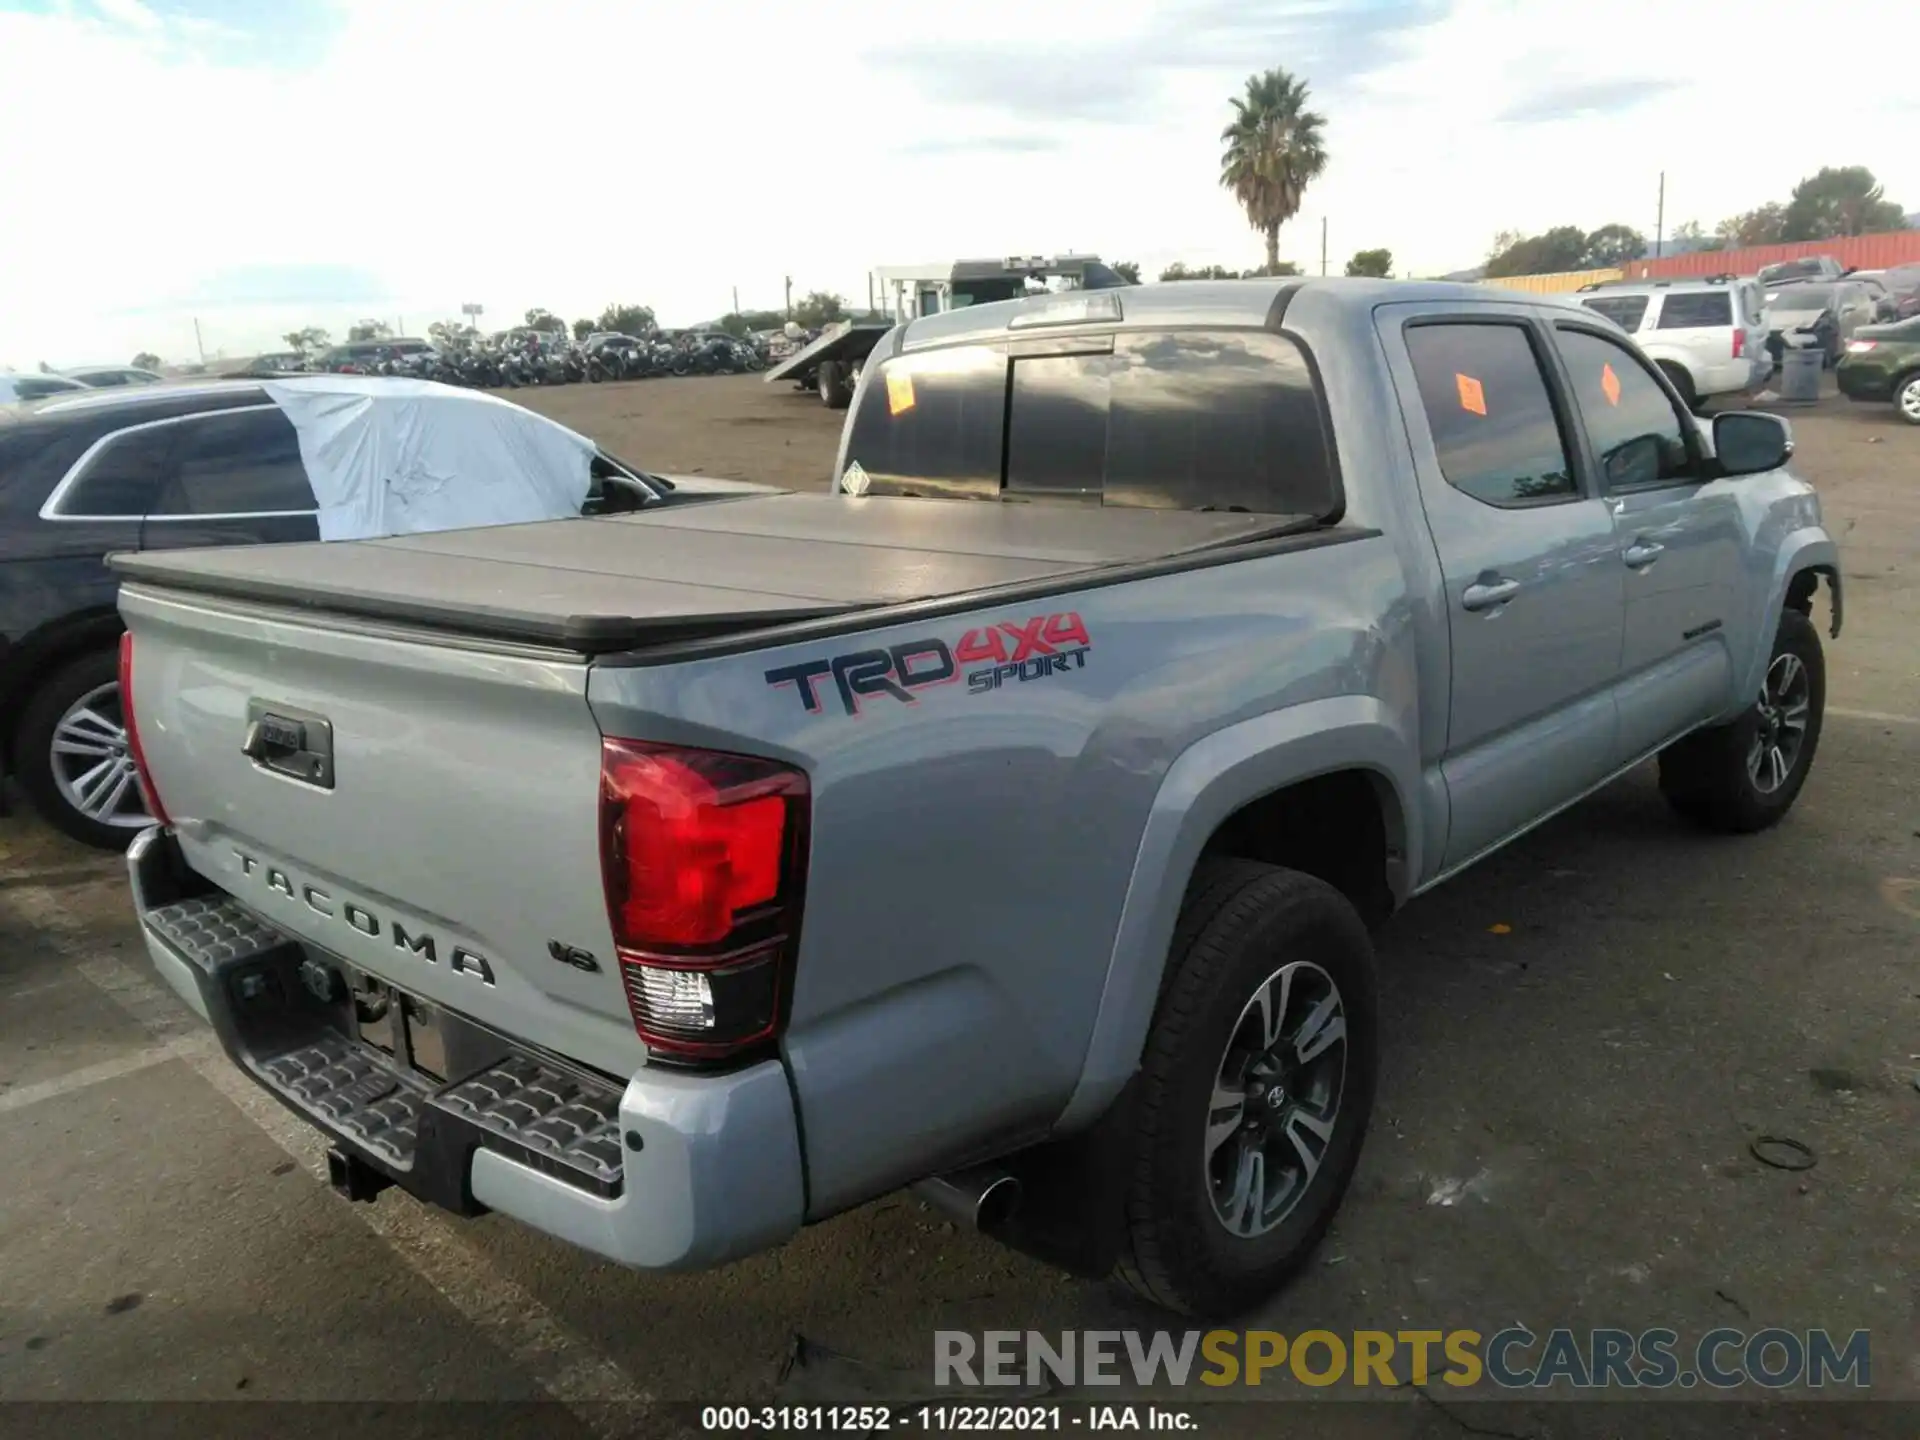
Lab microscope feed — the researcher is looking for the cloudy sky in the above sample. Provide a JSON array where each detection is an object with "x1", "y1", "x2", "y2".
[{"x1": 2, "y1": 0, "x2": 1913, "y2": 369}]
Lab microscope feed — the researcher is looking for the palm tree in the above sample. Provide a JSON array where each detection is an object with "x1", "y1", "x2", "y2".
[{"x1": 1220, "y1": 69, "x2": 1328, "y2": 274}]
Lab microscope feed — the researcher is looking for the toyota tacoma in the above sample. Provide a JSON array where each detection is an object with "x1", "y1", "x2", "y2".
[{"x1": 113, "y1": 279, "x2": 1839, "y2": 1316}]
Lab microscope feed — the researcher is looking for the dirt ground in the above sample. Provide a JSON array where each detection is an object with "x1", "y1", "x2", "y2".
[{"x1": 1, "y1": 372, "x2": 1916, "y2": 1438}]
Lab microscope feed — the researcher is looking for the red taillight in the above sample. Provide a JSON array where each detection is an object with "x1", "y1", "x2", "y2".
[
  {"x1": 1732, "y1": 328, "x2": 1745, "y2": 359},
  {"x1": 598, "y1": 739, "x2": 808, "y2": 1061},
  {"x1": 117, "y1": 632, "x2": 169, "y2": 826}
]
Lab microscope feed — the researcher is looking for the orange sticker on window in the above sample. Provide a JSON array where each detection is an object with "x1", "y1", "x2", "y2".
[
  {"x1": 1601, "y1": 363, "x2": 1621, "y2": 407},
  {"x1": 886, "y1": 369, "x2": 916, "y2": 416},
  {"x1": 1455, "y1": 372, "x2": 1487, "y2": 416}
]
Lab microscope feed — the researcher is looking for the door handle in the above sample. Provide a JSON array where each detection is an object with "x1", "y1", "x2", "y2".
[
  {"x1": 1623, "y1": 539, "x2": 1665, "y2": 569},
  {"x1": 1461, "y1": 577, "x2": 1520, "y2": 612}
]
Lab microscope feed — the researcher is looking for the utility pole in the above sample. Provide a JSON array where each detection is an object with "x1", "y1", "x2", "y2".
[
  {"x1": 1320, "y1": 217, "x2": 1328, "y2": 277},
  {"x1": 1655, "y1": 172, "x2": 1665, "y2": 259},
  {"x1": 193, "y1": 317, "x2": 205, "y2": 364},
  {"x1": 732, "y1": 286, "x2": 740, "y2": 317},
  {"x1": 784, "y1": 275, "x2": 793, "y2": 319}
]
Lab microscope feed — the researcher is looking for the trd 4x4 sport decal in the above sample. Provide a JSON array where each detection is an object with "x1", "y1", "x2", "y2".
[{"x1": 765, "y1": 612, "x2": 1093, "y2": 717}]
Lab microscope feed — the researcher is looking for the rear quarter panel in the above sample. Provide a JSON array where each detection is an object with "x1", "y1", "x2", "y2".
[{"x1": 588, "y1": 530, "x2": 1421, "y2": 1217}]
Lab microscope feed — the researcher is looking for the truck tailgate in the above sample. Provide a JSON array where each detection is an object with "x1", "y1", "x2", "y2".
[{"x1": 119, "y1": 582, "x2": 642, "y2": 1077}]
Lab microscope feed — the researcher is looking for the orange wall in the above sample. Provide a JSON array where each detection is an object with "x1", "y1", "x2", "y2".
[{"x1": 1625, "y1": 230, "x2": 1920, "y2": 280}]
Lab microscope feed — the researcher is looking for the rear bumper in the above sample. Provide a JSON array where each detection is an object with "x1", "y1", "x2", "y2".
[
  {"x1": 1835, "y1": 368, "x2": 1892, "y2": 402},
  {"x1": 128, "y1": 826, "x2": 805, "y2": 1271}
]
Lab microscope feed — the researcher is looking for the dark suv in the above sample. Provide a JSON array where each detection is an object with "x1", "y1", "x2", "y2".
[{"x1": 0, "y1": 384, "x2": 324, "y2": 847}]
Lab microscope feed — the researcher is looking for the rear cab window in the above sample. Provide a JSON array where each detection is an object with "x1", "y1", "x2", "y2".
[{"x1": 842, "y1": 329, "x2": 1341, "y2": 519}]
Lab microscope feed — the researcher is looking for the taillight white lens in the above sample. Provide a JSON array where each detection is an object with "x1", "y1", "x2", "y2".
[
  {"x1": 1845, "y1": 340, "x2": 1876, "y2": 353},
  {"x1": 599, "y1": 739, "x2": 809, "y2": 1062}
]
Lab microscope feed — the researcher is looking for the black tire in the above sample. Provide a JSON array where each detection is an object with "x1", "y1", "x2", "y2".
[
  {"x1": 1895, "y1": 371, "x2": 1920, "y2": 426},
  {"x1": 1658, "y1": 608, "x2": 1825, "y2": 834},
  {"x1": 1657, "y1": 361, "x2": 1698, "y2": 410},
  {"x1": 1113, "y1": 860, "x2": 1378, "y2": 1318},
  {"x1": 13, "y1": 647, "x2": 151, "y2": 851},
  {"x1": 817, "y1": 360, "x2": 853, "y2": 410}
]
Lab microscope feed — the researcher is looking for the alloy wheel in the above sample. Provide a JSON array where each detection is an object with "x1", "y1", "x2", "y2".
[
  {"x1": 1747, "y1": 652, "x2": 1811, "y2": 795},
  {"x1": 1204, "y1": 960, "x2": 1348, "y2": 1238},
  {"x1": 49, "y1": 681, "x2": 151, "y2": 830}
]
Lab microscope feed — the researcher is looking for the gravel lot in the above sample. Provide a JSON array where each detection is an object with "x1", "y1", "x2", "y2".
[{"x1": 1, "y1": 373, "x2": 1915, "y2": 1437}]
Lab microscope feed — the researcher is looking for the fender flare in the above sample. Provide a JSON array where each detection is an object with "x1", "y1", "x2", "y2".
[
  {"x1": 1052, "y1": 695, "x2": 1423, "y2": 1131},
  {"x1": 1727, "y1": 531, "x2": 1841, "y2": 716}
]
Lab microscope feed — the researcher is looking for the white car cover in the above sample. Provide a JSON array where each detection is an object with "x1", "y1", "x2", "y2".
[{"x1": 261, "y1": 376, "x2": 595, "y2": 541}]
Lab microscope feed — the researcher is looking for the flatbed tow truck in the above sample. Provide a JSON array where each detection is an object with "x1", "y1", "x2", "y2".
[{"x1": 765, "y1": 254, "x2": 1127, "y2": 407}]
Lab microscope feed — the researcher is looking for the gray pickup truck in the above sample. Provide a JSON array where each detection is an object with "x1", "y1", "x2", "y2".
[{"x1": 114, "y1": 279, "x2": 1839, "y2": 1317}]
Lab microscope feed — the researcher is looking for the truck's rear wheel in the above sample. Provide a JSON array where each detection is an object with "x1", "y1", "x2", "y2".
[
  {"x1": 1114, "y1": 860, "x2": 1377, "y2": 1317},
  {"x1": 1658, "y1": 608, "x2": 1825, "y2": 833},
  {"x1": 817, "y1": 361, "x2": 853, "y2": 409}
]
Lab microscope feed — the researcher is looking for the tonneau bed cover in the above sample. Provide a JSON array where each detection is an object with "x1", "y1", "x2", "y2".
[{"x1": 109, "y1": 491, "x2": 1294, "y2": 653}]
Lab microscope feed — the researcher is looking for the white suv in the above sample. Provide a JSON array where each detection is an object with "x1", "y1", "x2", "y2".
[{"x1": 1575, "y1": 276, "x2": 1770, "y2": 408}]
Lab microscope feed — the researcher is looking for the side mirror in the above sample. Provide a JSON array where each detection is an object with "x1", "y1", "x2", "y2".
[
  {"x1": 1712, "y1": 411, "x2": 1792, "y2": 477},
  {"x1": 1603, "y1": 434, "x2": 1664, "y2": 489}
]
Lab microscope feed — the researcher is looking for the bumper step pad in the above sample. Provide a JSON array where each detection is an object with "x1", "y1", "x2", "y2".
[{"x1": 142, "y1": 893, "x2": 626, "y2": 1198}]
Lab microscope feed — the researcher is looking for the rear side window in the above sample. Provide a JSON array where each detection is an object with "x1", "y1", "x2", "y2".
[
  {"x1": 1656, "y1": 292, "x2": 1732, "y2": 328},
  {"x1": 1404, "y1": 322, "x2": 1576, "y2": 507},
  {"x1": 57, "y1": 425, "x2": 173, "y2": 517},
  {"x1": 150, "y1": 408, "x2": 316, "y2": 516},
  {"x1": 1582, "y1": 295, "x2": 1649, "y2": 331},
  {"x1": 14, "y1": 377, "x2": 82, "y2": 401}
]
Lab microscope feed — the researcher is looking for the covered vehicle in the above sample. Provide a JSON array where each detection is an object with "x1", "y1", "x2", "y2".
[{"x1": 0, "y1": 376, "x2": 698, "y2": 847}]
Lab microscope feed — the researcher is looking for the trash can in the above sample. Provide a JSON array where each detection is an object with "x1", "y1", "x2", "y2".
[{"x1": 1779, "y1": 344, "x2": 1823, "y2": 404}]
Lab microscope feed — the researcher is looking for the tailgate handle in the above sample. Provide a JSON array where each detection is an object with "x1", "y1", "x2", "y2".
[{"x1": 243, "y1": 704, "x2": 335, "y2": 790}]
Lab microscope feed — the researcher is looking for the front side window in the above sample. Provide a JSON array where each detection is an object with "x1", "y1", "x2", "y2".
[
  {"x1": 1404, "y1": 321, "x2": 1577, "y2": 507},
  {"x1": 1656, "y1": 292, "x2": 1733, "y2": 329},
  {"x1": 1551, "y1": 326, "x2": 1697, "y2": 491},
  {"x1": 149, "y1": 408, "x2": 317, "y2": 516},
  {"x1": 56, "y1": 425, "x2": 173, "y2": 516}
]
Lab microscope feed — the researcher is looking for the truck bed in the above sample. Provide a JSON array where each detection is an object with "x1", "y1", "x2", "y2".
[{"x1": 108, "y1": 491, "x2": 1293, "y2": 653}]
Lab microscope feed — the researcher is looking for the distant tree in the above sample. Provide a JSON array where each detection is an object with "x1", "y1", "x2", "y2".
[
  {"x1": 572, "y1": 318, "x2": 594, "y2": 341},
  {"x1": 1111, "y1": 261, "x2": 1141, "y2": 284},
  {"x1": 1581, "y1": 223, "x2": 1646, "y2": 267},
  {"x1": 596, "y1": 303, "x2": 656, "y2": 337},
  {"x1": 347, "y1": 319, "x2": 392, "y2": 342},
  {"x1": 1246, "y1": 260, "x2": 1300, "y2": 276},
  {"x1": 523, "y1": 308, "x2": 565, "y2": 334},
  {"x1": 736, "y1": 309, "x2": 787, "y2": 333},
  {"x1": 1716, "y1": 204, "x2": 1787, "y2": 248},
  {"x1": 1159, "y1": 262, "x2": 1244, "y2": 281},
  {"x1": 1782, "y1": 166, "x2": 1907, "y2": 241},
  {"x1": 1219, "y1": 67, "x2": 1328, "y2": 274},
  {"x1": 1667, "y1": 220, "x2": 1724, "y2": 255},
  {"x1": 792, "y1": 291, "x2": 846, "y2": 328},
  {"x1": 717, "y1": 313, "x2": 750, "y2": 337},
  {"x1": 283, "y1": 326, "x2": 330, "y2": 354},
  {"x1": 1484, "y1": 225, "x2": 1589, "y2": 278},
  {"x1": 37, "y1": 361, "x2": 52, "y2": 373},
  {"x1": 1344, "y1": 248, "x2": 1393, "y2": 278},
  {"x1": 131, "y1": 351, "x2": 161, "y2": 369}
]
